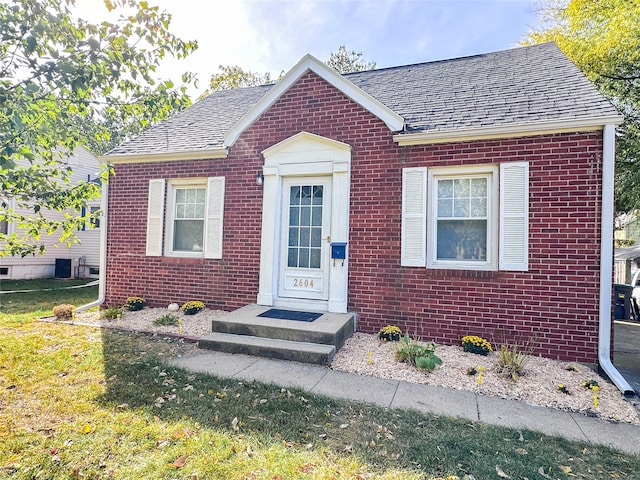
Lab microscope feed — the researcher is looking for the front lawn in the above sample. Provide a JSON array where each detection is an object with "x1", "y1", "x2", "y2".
[{"x1": 0, "y1": 283, "x2": 637, "y2": 478}]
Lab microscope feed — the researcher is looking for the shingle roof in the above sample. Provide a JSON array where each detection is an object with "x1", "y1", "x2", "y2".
[{"x1": 107, "y1": 43, "x2": 621, "y2": 156}]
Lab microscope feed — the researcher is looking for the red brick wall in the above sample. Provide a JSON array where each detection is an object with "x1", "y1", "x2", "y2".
[{"x1": 106, "y1": 71, "x2": 604, "y2": 362}]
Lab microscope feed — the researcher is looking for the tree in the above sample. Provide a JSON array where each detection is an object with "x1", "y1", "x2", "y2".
[
  {"x1": 198, "y1": 65, "x2": 281, "y2": 100},
  {"x1": 0, "y1": 0, "x2": 197, "y2": 256},
  {"x1": 523, "y1": 0, "x2": 640, "y2": 213},
  {"x1": 199, "y1": 46, "x2": 376, "y2": 100},
  {"x1": 326, "y1": 45, "x2": 376, "y2": 74}
]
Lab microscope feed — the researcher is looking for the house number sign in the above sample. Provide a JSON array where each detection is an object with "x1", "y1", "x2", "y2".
[{"x1": 284, "y1": 274, "x2": 322, "y2": 292}]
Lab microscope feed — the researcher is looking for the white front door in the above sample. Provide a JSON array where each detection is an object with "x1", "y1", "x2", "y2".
[{"x1": 278, "y1": 177, "x2": 331, "y2": 301}]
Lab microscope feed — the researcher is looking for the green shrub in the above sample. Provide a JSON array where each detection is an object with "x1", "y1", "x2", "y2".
[
  {"x1": 124, "y1": 296, "x2": 145, "y2": 311},
  {"x1": 395, "y1": 334, "x2": 442, "y2": 372},
  {"x1": 378, "y1": 325, "x2": 402, "y2": 342},
  {"x1": 497, "y1": 344, "x2": 529, "y2": 381},
  {"x1": 181, "y1": 301, "x2": 205, "y2": 315},
  {"x1": 53, "y1": 303, "x2": 75, "y2": 320},
  {"x1": 153, "y1": 313, "x2": 180, "y2": 326},
  {"x1": 102, "y1": 306, "x2": 123, "y2": 320},
  {"x1": 461, "y1": 335, "x2": 493, "y2": 356}
]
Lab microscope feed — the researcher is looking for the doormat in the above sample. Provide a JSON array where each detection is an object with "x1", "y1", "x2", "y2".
[{"x1": 258, "y1": 309, "x2": 322, "y2": 322}]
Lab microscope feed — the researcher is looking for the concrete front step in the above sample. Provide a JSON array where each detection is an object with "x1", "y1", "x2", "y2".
[
  {"x1": 198, "y1": 304, "x2": 356, "y2": 365},
  {"x1": 199, "y1": 333, "x2": 336, "y2": 365}
]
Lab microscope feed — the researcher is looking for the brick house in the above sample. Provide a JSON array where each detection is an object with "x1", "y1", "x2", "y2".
[{"x1": 102, "y1": 43, "x2": 623, "y2": 365}]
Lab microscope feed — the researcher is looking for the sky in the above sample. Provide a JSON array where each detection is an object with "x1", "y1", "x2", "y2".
[{"x1": 74, "y1": 0, "x2": 543, "y2": 97}]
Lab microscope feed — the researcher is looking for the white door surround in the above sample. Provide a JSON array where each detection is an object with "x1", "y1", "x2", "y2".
[{"x1": 257, "y1": 132, "x2": 351, "y2": 313}]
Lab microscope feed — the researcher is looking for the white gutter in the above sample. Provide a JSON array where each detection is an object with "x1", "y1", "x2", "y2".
[
  {"x1": 599, "y1": 124, "x2": 634, "y2": 396},
  {"x1": 76, "y1": 180, "x2": 108, "y2": 312},
  {"x1": 99, "y1": 148, "x2": 228, "y2": 165},
  {"x1": 393, "y1": 116, "x2": 623, "y2": 146}
]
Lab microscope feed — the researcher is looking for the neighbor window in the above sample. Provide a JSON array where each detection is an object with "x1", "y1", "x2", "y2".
[
  {"x1": 401, "y1": 162, "x2": 528, "y2": 271},
  {"x1": 0, "y1": 200, "x2": 9, "y2": 235}
]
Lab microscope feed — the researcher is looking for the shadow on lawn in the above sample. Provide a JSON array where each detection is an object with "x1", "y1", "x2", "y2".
[{"x1": 97, "y1": 329, "x2": 637, "y2": 479}]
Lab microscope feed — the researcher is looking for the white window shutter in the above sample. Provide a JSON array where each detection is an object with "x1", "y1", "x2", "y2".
[
  {"x1": 204, "y1": 176, "x2": 225, "y2": 259},
  {"x1": 146, "y1": 179, "x2": 165, "y2": 256},
  {"x1": 401, "y1": 167, "x2": 427, "y2": 267},
  {"x1": 500, "y1": 162, "x2": 529, "y2": 271}
]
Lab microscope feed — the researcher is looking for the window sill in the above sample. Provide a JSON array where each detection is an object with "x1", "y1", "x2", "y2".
[{"x1": 424, "y1": 268, "x2": 499, "y2": 279}]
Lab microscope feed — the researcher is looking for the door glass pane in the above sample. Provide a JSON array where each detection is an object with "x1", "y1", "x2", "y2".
[
  {"x1": 299, "y1": 227, "x2": 310, "y2": 247},
  {"x1": 290, "y1": 186, "x2": 300, "y2": 205},
  {"x1": 311, "y1": 206, "x2": 322, "y2": 226},
  {"x1": 288, "y1": 248, "x2": 298, "y2": 267},
  {"x1": 300, "y1": 206, "x2": 310, "y2": 225},
  {"x1": 287, "y1": 184, "x2": 323, "y2": 269},
  {"x1": 299, "y1": 248, "x2": 310, "y2": 267},
  {"x1": 311, "y1": 227, "x2": 321, "y2": 247},
  {"x1": 301, "y1": 186, "x2": 312, "y2": 205},
  {"x1": 310, "y1": 249, "x2": 321, "y2": 268},
  {"x1": 288, "y1": 227, "x2": 299, "y2": 247}
]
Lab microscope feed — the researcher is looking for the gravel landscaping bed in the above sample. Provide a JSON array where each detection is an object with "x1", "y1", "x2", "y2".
[{"x1": 67, "y1": 308, "x2": 640, "y2": 426}]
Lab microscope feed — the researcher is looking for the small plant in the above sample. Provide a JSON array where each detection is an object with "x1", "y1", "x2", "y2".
[
  {"x1": 153, "y1": 313, "x2": 180, "y2": 326},
  {"x1": 124, "y1": 296, "x2": 145, "y2": 311},
  {"x1": 102, "y1": 306, "x2": 123, "y2": 320},
  {"x1": 466, "y1": 367, "x2": 478, "y2": 376},
  {"x1": 378, "y1": 325, "x2": 402, "y2": 342},
  {"x1": 461, "y1": 335, "x2": 493, "y2": 356},
  {"x1": 582, "y1": 379, "x2": 600, "y2": 390},
  {"x1": 181, "y1": 301, "x2": 205, "y2": 315},
  {"x1": 565, "y1": 365, "x2": 579, "y2": 372},
  {"x1": 477, "y1": 365, "x2": 485, "y2": 385},
  {"x1": 558, "y1": 384, "x2": 570, "y2": 395},
  {"x1": 395, "y1": 333, "x2": 442, "y2": 372},
  {"x1": 53, "y1": 304, "x2": 75, "y2": 320},
  {"x1": 497, "y1": 344, "x2": 529, "y2": 382}
]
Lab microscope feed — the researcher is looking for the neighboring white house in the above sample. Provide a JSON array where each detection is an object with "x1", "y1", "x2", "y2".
[{"x1": 0, "y1": 146, "x2": 102, "y2": 280}]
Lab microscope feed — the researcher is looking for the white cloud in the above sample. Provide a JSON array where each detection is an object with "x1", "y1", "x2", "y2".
[{"x1": 72, "y1": 0, "x2": 539, "y2": 96}]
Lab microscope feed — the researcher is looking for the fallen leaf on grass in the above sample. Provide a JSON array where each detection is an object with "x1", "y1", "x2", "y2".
[
  {"x1": 299, "y1": 462, "x2": 315, "y2": 473},
  {"x1": 495, "y1": 465, "x2": 511, "y2": 478},
  {"x1": 559, "y1": 465, "x2": 574, "y2": 475},
  {"x1": 167, "y1": 455, "x2": 186, "y2": 468},
  {"x1": 81, "y1": 424, "x2": 92, "y2": 434}
]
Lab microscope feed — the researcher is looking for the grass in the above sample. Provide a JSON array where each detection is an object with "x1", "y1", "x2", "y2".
[
  {"x1": 0, "y1": 280, "x2": 638, "y2": 479},
  {"x1": 0, "y1": 277, "x2": 98, "y2": 314}
]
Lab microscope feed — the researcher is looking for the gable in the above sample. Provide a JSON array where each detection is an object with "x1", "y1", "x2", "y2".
[{"x1": 224, "y1": 54, "x2": 405, "y2": 147}]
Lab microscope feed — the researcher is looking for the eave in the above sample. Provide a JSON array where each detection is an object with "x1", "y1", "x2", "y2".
[
  {"x1": 99, "y1": 148, "x2": 229, "y2": 164},
  {"x1": 393, "y1": 116, "x2": 624, "y2": 146}
]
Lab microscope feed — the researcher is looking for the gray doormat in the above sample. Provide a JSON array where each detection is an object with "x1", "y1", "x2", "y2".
[{"x1": 258, "y1": 309, "x2": 322, "y2": 322}]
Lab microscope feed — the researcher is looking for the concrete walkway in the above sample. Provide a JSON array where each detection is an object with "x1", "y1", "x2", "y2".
[{"x1": 171, "y1": 350, "x2": 640, "y2": 456}]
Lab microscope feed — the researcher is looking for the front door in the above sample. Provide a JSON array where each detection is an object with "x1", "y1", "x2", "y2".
[{"x1": 278, "y1": 177, "x2": 331, "y2": 301}]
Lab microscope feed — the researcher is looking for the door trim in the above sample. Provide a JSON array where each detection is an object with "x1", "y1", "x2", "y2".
[{"x1": 257, "y1": 132, "x2": 351, "y2": 313}]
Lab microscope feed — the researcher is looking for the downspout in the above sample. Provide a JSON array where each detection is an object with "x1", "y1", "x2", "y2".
[
  {"x1": 599, "y1": 124, "x2": 634, "y2": 396},
  {"x1": 76, "y1": 179, "x2": 108, "y2": 312}
]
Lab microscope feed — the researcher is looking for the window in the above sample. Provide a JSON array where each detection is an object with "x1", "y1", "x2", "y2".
[
  {"x1": 81, "y1": 205, "x2": 101, "y2": 230},
  {"x1": 429, "y1": 166, "x2": 497, "y2": 269},
  {"x1": 401, "y1": 162, "x2": 528, "y2": 271},
  {"x1": 172, "y1": 186, "x2": 206, "y2": 252},
  {"x1": 145, "y1": 177, "x2": 225, "y2": 259},
  {"x1": 0, "y1": 200, "x2": 9, "y2": 235},
  {"x1": 90, "y1": 206, "x2": 100, "y2": 228}
]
